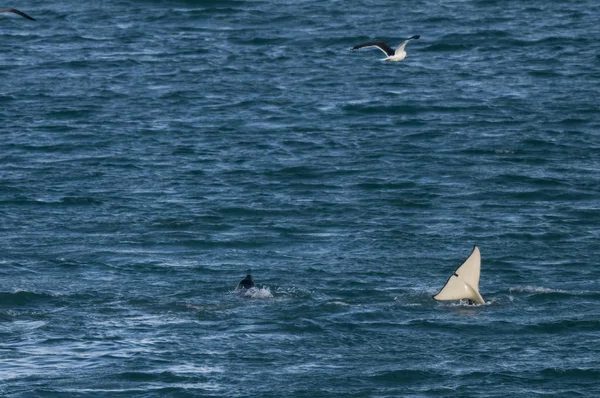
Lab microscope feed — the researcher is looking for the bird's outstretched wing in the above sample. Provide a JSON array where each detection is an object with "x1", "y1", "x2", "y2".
[
  {"x1": 351, "y1": 41, "x2": 395, "y2": 56},
  {"x1": 395, "y1": 35, "x2": 420, "y2": 55},
  {"x1": 0, "y1": 8, "x2": 36, "y2": 21}
]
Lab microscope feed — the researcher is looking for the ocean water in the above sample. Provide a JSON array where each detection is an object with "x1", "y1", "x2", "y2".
[{"x1": 1, "y1": 0, "x2": 600, "y2": 396}]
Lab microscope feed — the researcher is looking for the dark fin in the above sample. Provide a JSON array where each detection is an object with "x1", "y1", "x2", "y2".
[{"x1": 237, "y1": 274, "x2": 255, "y2": 289}]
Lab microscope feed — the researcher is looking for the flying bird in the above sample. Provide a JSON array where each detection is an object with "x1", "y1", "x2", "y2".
[
  {"x1": 0, "y1": 8, "x2": 36, "y2": 21},
  {"x1": 351, "y1": 35, "x2": 420, "y2": 62}
]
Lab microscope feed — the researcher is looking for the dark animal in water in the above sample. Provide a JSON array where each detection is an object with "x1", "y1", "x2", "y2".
[{"x1": 237, "y1": 274, "x2": 255, "y2": 289}]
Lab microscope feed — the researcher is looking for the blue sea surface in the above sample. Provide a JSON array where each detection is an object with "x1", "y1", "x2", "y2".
[{"x1": 2, "y1": 0, "x2": 600, "y2": 396}]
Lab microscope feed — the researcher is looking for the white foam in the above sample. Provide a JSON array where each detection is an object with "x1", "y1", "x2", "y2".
[
  {"x1": 509, "y1": 286, "x2": 568, "y2": 294},
  {"x1": 327, "y1": 301, "x2": 349, "y2": 306},
  {"x1": 236, "y1": 286, "x2": 273, "y2": 299},
  {"x1": 441, "y1": 299, "x2": 490, "y2": 307},
  {"x1": 166, "y1": 364, "x2": 224, "y2": 374},
  {"x1": 509, "y1": 286, "x2": 600, "y2": 295}
]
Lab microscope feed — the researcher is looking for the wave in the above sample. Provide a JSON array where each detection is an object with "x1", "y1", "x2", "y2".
[
  {"x1": 509, "y1": 286, "x2": 600, "y2": 297},
  {"x1": 368, "y1": 368, "x2": 442, "y2": 384},
  {"x1": 342, "y1": 103, "x2": 494, "y2": 116},
  {"x1": 112, "y1": 370, "x2": 203, "y2": 383},
  {"x1": 520, "y1": 319, "x2": 600, "y2": 334},
  {"x1": 0, "y1": 196, "x2": 101, "y2": 206},
  {"x1": 540, "y1": 367, "x2": 600, "y2": 380},
  {"x1": 0, "y1": 290, "x2": 56, "y2": 306}
]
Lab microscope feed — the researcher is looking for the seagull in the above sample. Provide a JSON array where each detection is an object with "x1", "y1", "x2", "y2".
[
  {"x1": 0, "y1": 8, "x2": 35, "y2": 21},
  {"x1": 351, "y1": 35, "x2": 420, "y2": 62}
]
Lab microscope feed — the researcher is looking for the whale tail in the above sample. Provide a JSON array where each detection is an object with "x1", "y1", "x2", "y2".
[{"x1": 433, "y1": 246, "x2": 485, "y2": 305}]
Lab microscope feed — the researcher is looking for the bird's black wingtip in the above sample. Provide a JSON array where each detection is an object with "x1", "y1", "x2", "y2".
[
  {"x1": 409, "y1": 35, "x2": 421, "y2": 40},
  {"x1": 1, "y1": 8, "x2": 36, "y2": 20},
  {"x1": 21, "y1": 12, "x2": 36, "y2": 21}
]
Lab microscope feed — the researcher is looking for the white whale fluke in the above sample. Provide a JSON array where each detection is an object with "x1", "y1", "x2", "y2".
[{"x1": 433, "y1": 246, "x2": 485, "y2": 305}]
